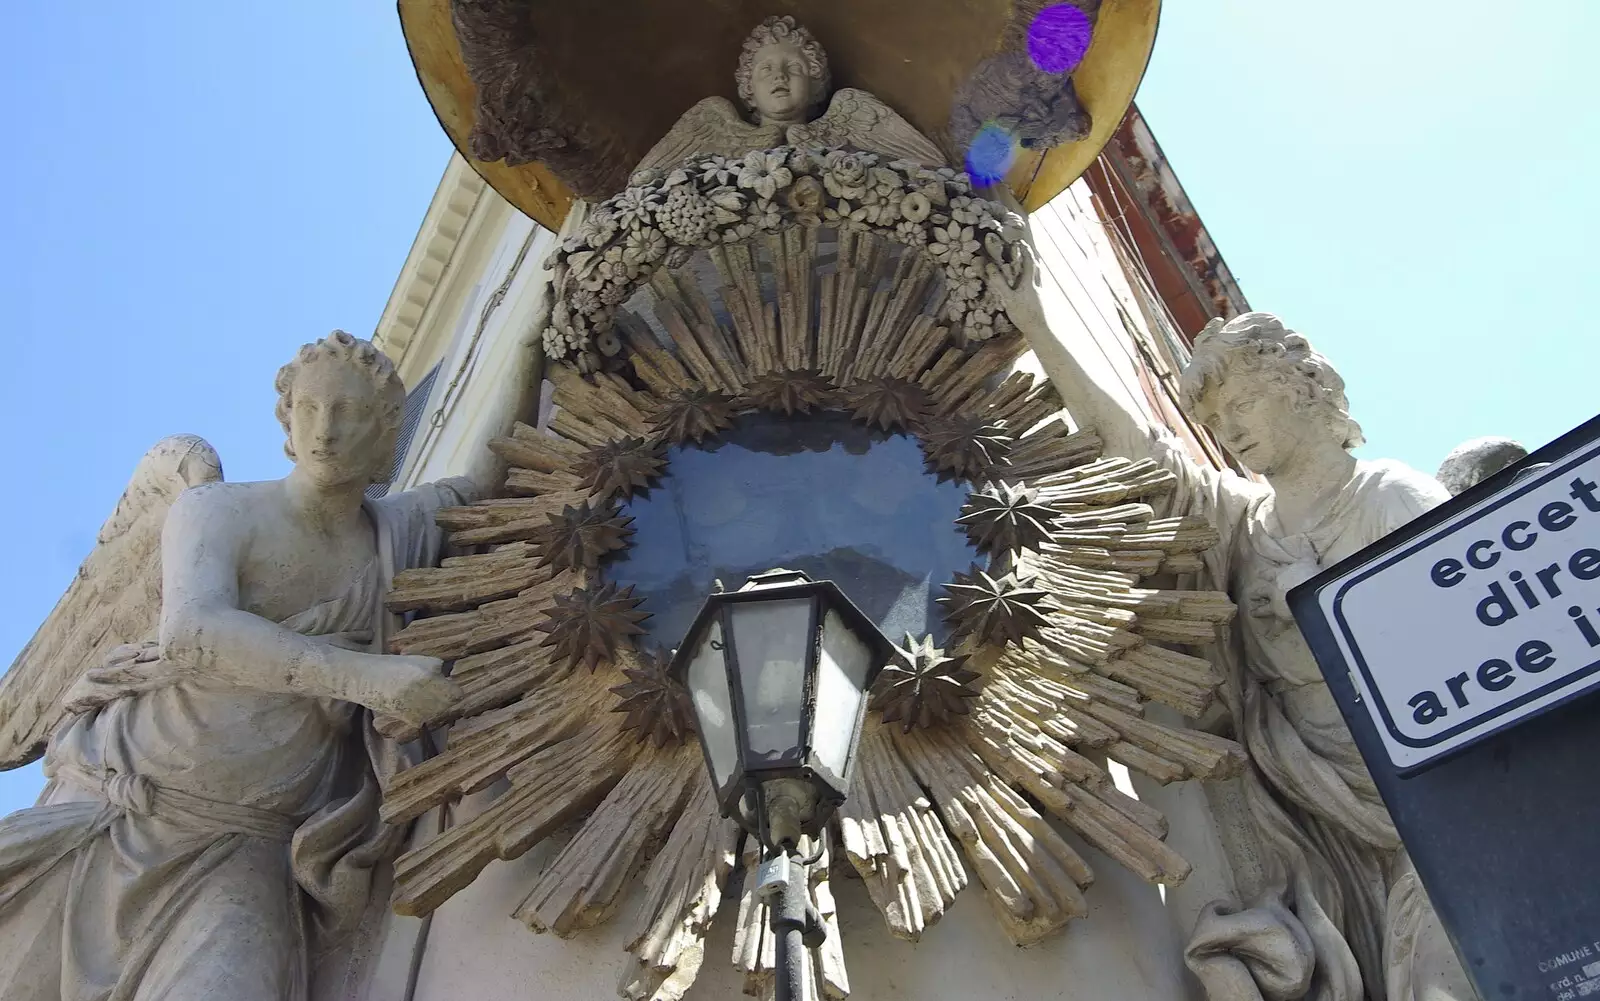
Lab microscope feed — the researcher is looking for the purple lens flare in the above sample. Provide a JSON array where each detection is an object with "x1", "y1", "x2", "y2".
[
  {"x1": 965, "y1": 122, "x2": 1018, "y2": 187},
  {"x1": 1027, "y1": 4, "x2": 1093, "y2": 74}
]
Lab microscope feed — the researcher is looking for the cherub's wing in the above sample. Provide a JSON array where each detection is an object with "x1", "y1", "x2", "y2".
[
  {"x1": 635, "y1": 97, "x2": 780, "y2": 174},
  {"x1": 786, "y1": 89, "x2": 948, "y2": 167},
  {"x1": 0, "y1": 434, "x2": 223, "y2": 768}
]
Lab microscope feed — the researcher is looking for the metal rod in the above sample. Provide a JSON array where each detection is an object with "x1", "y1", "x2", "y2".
[{"x1": 770, "y1": 852, "x2": 809, "y2": 1001}]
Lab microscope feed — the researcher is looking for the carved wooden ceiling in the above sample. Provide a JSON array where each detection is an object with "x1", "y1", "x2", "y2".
[{"x1": 397, "y1": 0, "x2": 1160, "y2": 231}]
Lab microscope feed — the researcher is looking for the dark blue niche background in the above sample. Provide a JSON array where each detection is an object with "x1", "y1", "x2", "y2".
[{"x1": 606, "y1": 411, "x2": 981, "y2": 652}]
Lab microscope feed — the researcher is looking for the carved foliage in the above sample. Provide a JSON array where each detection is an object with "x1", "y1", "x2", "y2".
[{"x1": 544, "y1": 149, "x2": 1029, "y2": 369}]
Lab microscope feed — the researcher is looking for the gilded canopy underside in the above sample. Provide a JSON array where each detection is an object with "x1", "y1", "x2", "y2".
[{"x1": 398, "y1": 0, "x2": 1160, "y2": 230}]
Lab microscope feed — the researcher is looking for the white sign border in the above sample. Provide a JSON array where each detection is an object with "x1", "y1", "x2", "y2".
[{"x1": 1316, "y1": 440, "x2": 1600, "y2": 772}]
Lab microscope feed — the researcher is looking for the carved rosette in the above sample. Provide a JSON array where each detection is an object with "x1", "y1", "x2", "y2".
[
  {"x1": 871, "y1": 634, "x2": 981, "y2": 732},
  {"x1": 957, "y1": 481, "x2": 1060, "y2": 556},
  {"x1": 534, "y1": 581, "x2": 650, "y2": 672},
  {"x1": 649, "y1": 386, "x2": 737, "y2": 444},
  {"x1": 740, "y1": 369, "x2": 836, "y2": 416},
  {"x1": 574, "y1": 436, "x2": 667, "y2": 500},
  {"x1": 939, "y1": 565, "x2": 1057, "y2": 648},
  {"x1": 919, "y1": 414, "x2": 1013, "y2": 483},
  {"x1": 842, "y1": 376, "x2": 930, "y2": 432},
  {"x1": 609, "y1": 646, "x2": 695, "y2": 747},
  {"x1": 529, "y1": 500, "x2": 635, "y2": 571}
]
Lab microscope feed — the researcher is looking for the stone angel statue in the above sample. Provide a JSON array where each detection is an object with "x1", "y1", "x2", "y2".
[
  {"x1": 635, "y1": 14, "x2": 948, "y2": 174},
  {"x1": 990, "y1": 254, "x2": 1475, "y2": 1001},
  {"x1": 0, "y1": 331, "x2": 478, "y2": 1001}
]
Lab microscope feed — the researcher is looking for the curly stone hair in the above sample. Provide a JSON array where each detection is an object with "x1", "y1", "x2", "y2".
[
  {"x1": 735, "y1": 15, "x2": 831, "y2": 118},
  {"x1": 1179, "y1": 312, "x2": 1366, "y2": 451},
  {"x1": 274, "y1": 330, "x2": 406, "y2": 481}
]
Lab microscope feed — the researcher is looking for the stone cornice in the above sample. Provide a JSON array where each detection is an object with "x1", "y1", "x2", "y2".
[{"x1": 373, "y1": 153, "x2": 490, "y2": 376}]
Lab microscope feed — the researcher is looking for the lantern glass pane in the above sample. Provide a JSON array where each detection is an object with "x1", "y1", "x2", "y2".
[
  {"x1": 811, "y1": 608, "x2": 875, "y2": 777},
  {"x1": 730, "y1": 596, "x2": 813, "y2": 765},
  {"x1": 685, "y1": 618, "x2": 737, "y2": 790}
]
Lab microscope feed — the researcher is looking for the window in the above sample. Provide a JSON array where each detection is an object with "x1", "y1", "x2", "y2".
[{"x1": 366, "y1": 363, "x2": 441, "y2": 499}]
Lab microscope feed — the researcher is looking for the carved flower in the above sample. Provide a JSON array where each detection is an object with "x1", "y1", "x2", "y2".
[
  {"x1": 623, "y1": 226, "x2": 668, "y2": 268},
  {"x1": 578, "y1": 208, "x2": 619, "y2": 249},
  {"x1": 542, "y1": 325, "x2": 574, "y2": 359},
  {"x1": 867, "y1": 166, "x2": 902, "y2": 201},
  {"x1": 657, "y1": 185, "x2": 715, "y2": 245},
  {"x1": 950, "y1": 275, "x2": 984, "y2": 304},
  {"x1": 786, "y1": 176, "x2": 825, "y2": 226},
  {"x1": 663, "y1": 168, "x2": 693, "y2": 189},
  {"x1": 822, "y1": 150, "x2": 870, "y2": 200},
  {"x1": 787, "y1": 147, "x2": 825, "y2": 175},
  {"x1": 599, "y1": 283, "x2": 631, "y2": 307},
  {"x1": 738, "y1": 151, "x2": 794, "y2": 201},
  {"x1": 628, "y1": 168, "x2": 665, "y2": 188},
  {"x1": 699, "y1": 155, "x2": 738, "y2": 186},
  {"x1": 949, "y1": 196, "x2": 982, "y2": 227},
  {"x1": 597, "y1": 246, "x2": 638, "y2": 285},
  {"x1": 571, "y1": 288, "x2": 603, "y2": 316},
  {"x1": 893, "y1": 220, "x2": 929, "y2": 246},
  {"x1": 824, "y1": 199, "x2": 870, "y2": 231},
  {"x1": 709, "y1": 186, "x2": 747, "y2": 213},
  {"x1": 900, "y1": 191, "x2": 932, "y2": 224},
  {"x1": 719, "y1": 220, "x2": 756, "y2": 244},
  {"x1": 929, "y1": 221, "x2": 980, "y2": 270},
  {"x1": 613, "y1": 187, "x2": 662, "y2": 231},
  {"x1": 748, "y1": 199, "x2": 782, "y2": 231}
]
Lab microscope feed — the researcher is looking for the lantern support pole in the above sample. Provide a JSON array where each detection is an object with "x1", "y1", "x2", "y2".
[{"x1": 769, "y1": 850, "x2": 823, "y2": 1001}]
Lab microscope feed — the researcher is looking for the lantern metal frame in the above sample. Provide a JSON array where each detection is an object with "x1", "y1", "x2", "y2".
[{"x1": 667, "y1": 569, "x2": 895, "y2": 843}]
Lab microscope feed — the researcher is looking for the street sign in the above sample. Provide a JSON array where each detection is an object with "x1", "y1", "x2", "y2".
[{"x1": 1290, "y1": 413, "x2": 1600, "y2": 1001}]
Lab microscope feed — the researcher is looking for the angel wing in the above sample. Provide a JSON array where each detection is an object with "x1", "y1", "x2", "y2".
[
  {"x1": 785, "y1": 88, "x2": 948, "y2": 168},
  {"x1": 634, "y1": 97, "x2": 783, "y2": 174},
  {"x1": 0, "y1": 434, "x2": 223, "y2": 768}
]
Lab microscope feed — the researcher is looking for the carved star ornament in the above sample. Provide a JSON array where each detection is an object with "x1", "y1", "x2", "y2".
[{"x1": 377, "y1": 30, "x2": 1237, "y2": 1001}]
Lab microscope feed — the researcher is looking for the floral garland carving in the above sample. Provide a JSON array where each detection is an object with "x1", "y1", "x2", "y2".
[{"x1": 543, "y1": 147, "x2": 1032, "y2": 369}]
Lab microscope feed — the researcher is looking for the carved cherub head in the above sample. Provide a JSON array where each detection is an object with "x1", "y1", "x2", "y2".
[
  {"x1": 274, "y1": 330, "x2": 406, "y2": 487},
  {"x1": 735, "y1": 15, "x2": 831, "y2": 125},
  {"x1": 1179, "y1": 312, "x2": 1365, "y2": 476}
]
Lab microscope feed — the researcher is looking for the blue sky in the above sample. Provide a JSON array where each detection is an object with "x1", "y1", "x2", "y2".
[{"x1": 0, "y1": 1, "x2": 1593, "y2": 813}]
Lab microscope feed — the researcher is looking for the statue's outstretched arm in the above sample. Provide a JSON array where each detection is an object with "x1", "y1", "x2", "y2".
[
  {"x1": 989, "y1": 247, "x2": 1174, "y2": 466},
  {"x1": 156, "y1": 487, "x2": 457, "y2": 726}
]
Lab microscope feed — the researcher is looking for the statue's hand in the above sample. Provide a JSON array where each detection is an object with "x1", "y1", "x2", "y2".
[
  {"x1": 986, "y1": 243, "x2": 1047, "y2": 336},
  {"x1": 373, "y1": 654, "x2": 462, "y2": 727}
]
